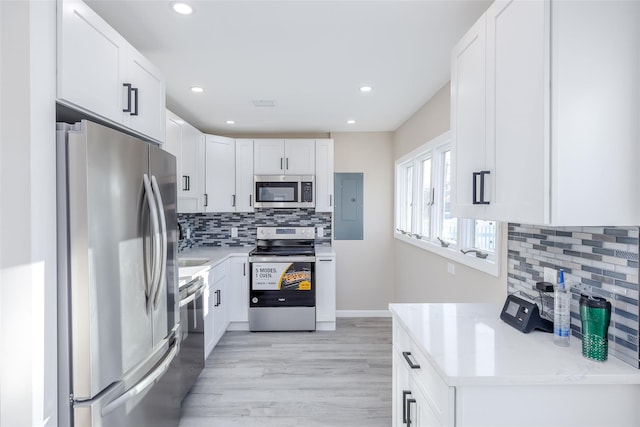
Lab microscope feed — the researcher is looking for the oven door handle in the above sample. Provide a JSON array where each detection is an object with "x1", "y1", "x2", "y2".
[{"x1": 249, "y1": 256, "x2": 316, "y2": 263}]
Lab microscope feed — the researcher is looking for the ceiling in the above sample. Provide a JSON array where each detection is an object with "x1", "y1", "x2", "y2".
[{"x1": 86, "y1": 0, "x2": 491, "y2": 135}]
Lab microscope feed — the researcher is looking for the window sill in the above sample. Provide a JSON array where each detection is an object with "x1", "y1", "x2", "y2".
[{"x1": 394, "y1": 231, "x2": 500, "y2": 277}]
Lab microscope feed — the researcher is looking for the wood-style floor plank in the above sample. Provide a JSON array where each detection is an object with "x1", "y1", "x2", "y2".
[{"x1": 179, "y1": 317, "x2": 392, "y2": 427}]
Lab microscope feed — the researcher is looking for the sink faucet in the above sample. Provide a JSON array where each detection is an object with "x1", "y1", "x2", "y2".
[{"x1": 460, "y1": 249, "x2": 488, "y2": 259}]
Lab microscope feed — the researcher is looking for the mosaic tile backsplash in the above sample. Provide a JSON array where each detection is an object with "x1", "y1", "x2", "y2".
[
  {"x1": 178, "y1": 209, "x2": 332, "y2": 251},
  {"x1": 507, "y1": 223, "x2": 640, "y2": 368}
]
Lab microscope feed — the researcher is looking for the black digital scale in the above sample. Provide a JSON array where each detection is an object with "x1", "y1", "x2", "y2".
[{"x1": 500, "y1": 294, "x2": 553, "y2": 333}]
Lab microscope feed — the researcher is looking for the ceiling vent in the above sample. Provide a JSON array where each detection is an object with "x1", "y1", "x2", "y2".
[{"x1": 252, "y1": 99, "x2": 277, "y2": 107}]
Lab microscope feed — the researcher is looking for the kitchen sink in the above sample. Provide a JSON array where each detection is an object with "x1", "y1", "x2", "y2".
[{"x1": 178, "y1": 257, "x2": 210, "y2": 268}]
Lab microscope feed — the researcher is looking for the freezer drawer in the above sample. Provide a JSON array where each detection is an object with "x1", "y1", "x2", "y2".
[{"x1": 73, "y1": 339, "x2": 180, "y2": 427}]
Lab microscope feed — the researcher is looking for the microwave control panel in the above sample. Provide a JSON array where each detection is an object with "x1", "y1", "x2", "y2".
[{"x1": 301, "y1": 182, "x2": 313, "y2": 202}]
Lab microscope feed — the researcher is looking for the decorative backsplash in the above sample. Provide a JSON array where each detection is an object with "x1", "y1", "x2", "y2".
[
  {"x1": 178, "y1": 209, "x2": 332, "y2": 251},
  {"x1": 507, "y1": 223, "x2": 639, "y2": 368}
]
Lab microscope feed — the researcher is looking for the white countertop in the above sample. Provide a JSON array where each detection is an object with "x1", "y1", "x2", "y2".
[
  {"x1": 177, "y1": 246, "x2": 253, "y2": 286},
  {"x1": 389, "y1": 303, "x2": 640, "y2": 387}
]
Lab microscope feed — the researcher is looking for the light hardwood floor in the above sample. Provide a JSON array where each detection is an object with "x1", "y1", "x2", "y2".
[{"x1": 179, "y1": 317, "x2": 392, "y2": 427}]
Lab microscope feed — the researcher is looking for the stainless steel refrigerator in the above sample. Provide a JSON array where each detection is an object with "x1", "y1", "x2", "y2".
[{"x1": 56, "y1": 120, "x2": 180, "y2": 427}]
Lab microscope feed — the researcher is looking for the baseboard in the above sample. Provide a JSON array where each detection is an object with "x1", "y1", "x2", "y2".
[{"x1": 336, "y1": 310, "x2": 391, "y2": 318}]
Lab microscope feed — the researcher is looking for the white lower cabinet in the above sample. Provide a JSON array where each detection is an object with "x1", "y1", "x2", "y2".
[
  {"x1": 392, "y1": 347, "x2": 449, "y2": 427},
  {"x1": 315, "y1": 253, "x2": 336, "y2": 330},
  {"x1": 204, "y1": 261, "x2": 230, "y2": 359},
  {"x1": 228, "y1": 256, "x2": 249, "y2": 327}
]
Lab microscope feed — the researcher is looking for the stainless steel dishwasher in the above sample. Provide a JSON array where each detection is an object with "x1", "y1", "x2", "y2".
[{"x1": 177, "y1": 276, "x2": 205, "y2": 402}]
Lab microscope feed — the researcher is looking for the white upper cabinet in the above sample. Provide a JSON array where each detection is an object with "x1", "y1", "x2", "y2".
[
  {"x1": 203, "y1": 136, "x2": 255, "y2": 213},
  {"x1": 204, "y1": 135, "x2": 236, "y2": 212},
  {"x1": 180, "y1": 122, "x2": 205, "y2": 212},
  {"x1": 57, "y1": 0, "x2": 166, "y2": 142},
  {"x1": 164, "y1": 110, "x2": 205, "y2": 213},
  {"x1": 124, "y1": 49, "x2": 166, "y2": 142},
  {"x1": 451, "y1": 14, "x2": 487, "y2": 220},
  {"x1": 315, "y1": 139, "x2": 334, "y2": 213},
  {"x1": 254, "y1": 139, "x2": 315, "y2": 175},
  {"x1": 235, "y1": 139, "x2": 255, "y2": 212},
  {"x1": 451, "y1": 0, "x2": 640, "y2": 226}
]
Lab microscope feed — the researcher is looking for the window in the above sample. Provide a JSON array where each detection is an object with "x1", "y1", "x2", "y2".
[{"x1": 394, "y1": 131, "x2": 500, "y2": 276}]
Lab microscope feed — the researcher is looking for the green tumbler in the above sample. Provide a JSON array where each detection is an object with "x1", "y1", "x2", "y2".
[{"x1": 579, "y1": 295, "x2": 612, "y2": 362}]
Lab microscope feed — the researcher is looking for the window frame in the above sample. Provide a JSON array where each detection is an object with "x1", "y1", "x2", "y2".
[{"x1": 394, "y1": 131, "x2": 501, "y2": 277}]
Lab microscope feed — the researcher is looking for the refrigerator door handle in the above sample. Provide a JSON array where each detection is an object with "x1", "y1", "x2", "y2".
[
  {"x1": 143, "y1": 174, "x2": 161, "y2": 312},
  {"x1": 100, "y1": 342, "x2": 179, "y2": 417},
  {"x1": 150, "y1": 175, "x2": 168, "y2": 310}
]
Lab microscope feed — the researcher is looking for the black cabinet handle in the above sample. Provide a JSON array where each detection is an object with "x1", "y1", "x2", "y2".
[
  {"x1": 249, "y1": 195, "x2": 252, "y2": 207},
  {"x1": 123, "y1": 83, "x2": 132, "y2": 113},
  {"x1": 406, "y1": 398, "x2": 416, "y2": 427},
  {"x1": 329, "y1": 194, "x2": 332, "y2": 207},
  {"x1": 232, "y1": 194, "x2": 236, "y2": 207},
  {"x1": 402, "y1": 351, "x2": 420, "y2": 369},
  {"x1": 280, "y1": 158, "x2": 283, "y2": 170},
  {"x1": 204, "y1": 193, "x2": 208, "y2": 207},
  {"x1": 402, "y1": 390, "x2": 412, "y2": 424},
  {"x1": 131, "y1": 87, "x2": 139, "y2": 116},
  {"x1": 182, "y1": 175, "x2": 190, "y2": 191},
  {"x1": 215, "y1": 289, "x2": 221, "y2": 307},
  {"x1": 286, "y1": 157, "x2": 289, "y2": 170},
  {"x1": 243, "y1": 262, "x2": 246, "y2": 277},
  {"x1": 472, "y1": 170, "x2": 491, "y2": 205}
]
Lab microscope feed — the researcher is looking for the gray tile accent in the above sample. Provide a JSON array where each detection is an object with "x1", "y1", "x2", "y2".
[
  {"x1": 507, "y1": 223, "x2": 640, "y2": 369},
  {"x1": 177, "y1": 209, "x2": 332, "y2": 251}
]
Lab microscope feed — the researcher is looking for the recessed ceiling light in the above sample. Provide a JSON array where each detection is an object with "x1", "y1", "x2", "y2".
[
  {"x1": 172, "y1": 2, "x2": 193, "y2": 15},
  {"x1": 359, "y1": 86, "x2": 373, "y2": 93},
  {"x1": 347, "y1": 119, "x2": 356, "y2": 124},
  {"x1": 226, "y1": 120, "x2": 235, "y2": 125},
  {"x1": 190, "y1": 86, "x2": 204, "y2": 93}
]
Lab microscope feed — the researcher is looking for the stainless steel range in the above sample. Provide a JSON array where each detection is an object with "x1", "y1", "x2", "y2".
[{"x1": 249, "y1": 227, "x2": 316, "y2": 331}]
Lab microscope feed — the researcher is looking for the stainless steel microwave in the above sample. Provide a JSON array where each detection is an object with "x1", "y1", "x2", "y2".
[{"x1": 254, "y1": 175, "x2": 315, "y2": 208}]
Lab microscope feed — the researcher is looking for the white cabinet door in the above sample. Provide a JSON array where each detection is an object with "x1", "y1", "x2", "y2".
[
  {"x1": 228, "y1": 256, "x2": 249, "y2": 323},
  {"x1": 212, "y1": 262, "x2": 229, "y2": 345},
  {"x1": 204, "y1": 279, "x2": 215, "y2": 360},
  {"x1": 164, "y1": 112, "x2": 182, "y2": 164},
  {"x1": 253, "y1": 139, "x2": 285, "y2": 175},
  {"x1": 235, "y1": 139, "x2": 254, "y2": 212},
  {"x1": 284, "y1": 139, "x2": 315, "y2": 175},
  {"x1": 485, "y1": 0, "x2": 548, "y2": 224},
  {"x1": 392, "y1": 349, "x2": 411, "y2": 427},
  {"x1": 180, "y1": 122, "x2": 205, "y2": 213},
  {"x1": 205, "y1": 135, "x2": 236, "y2": 212},
  {"x1": 410, "y1": 381, "x2": 443, "y2": 427},
  {"x1": 315, "y1": 139, "x2": 334, "y2": 213},
  {"x1": 125, "y1": 48, "x2": 166, "y2": 142},
  {"x1": 450, "y1": 14, "x2": 488, "y2": 219},
  {"x1": 315, "y1": 255, "x2": 336, "y2": 324},
  {"x1": 57, "y1": 0, "x2": 127, "y2": 124},
  {"x1": 254, "y1": 139, "x2": 316, "y2": 175},
  {"x1": 57, "y1": 0, "x2": 165, "y2": 143}
]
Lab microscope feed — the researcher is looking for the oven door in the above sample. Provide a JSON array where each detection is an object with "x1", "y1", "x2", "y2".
[{"x1": 249, "y1": 256, "x2": 315, "y2": 307}]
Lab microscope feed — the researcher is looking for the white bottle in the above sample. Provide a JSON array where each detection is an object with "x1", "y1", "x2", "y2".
[{"x1": 553, "y1": 269, "x2": 571, "y2": 346}]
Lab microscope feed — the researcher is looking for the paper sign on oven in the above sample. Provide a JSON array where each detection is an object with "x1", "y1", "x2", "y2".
[{"x1": 253, "y1": 262, "x2": 312, "y2": 291}]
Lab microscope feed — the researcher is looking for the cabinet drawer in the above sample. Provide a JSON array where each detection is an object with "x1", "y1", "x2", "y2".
[{"x1": 394, "y1": 323, "x2": 451, "y2": 424}]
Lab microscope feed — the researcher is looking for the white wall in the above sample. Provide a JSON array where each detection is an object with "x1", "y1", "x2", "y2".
[
  {"x1": 392, "y1": 83, "x2": 507, "y2": 303},
  {"x1": 0, "y1": 1, "x2": 58, "y2": 426},
  {"x1": 331, "y1": 132, "x2": 395, "y2": 312}
]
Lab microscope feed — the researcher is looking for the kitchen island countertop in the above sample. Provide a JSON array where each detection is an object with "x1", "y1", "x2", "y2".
[{"x1": 389, "y1": 303, "x2": 640, "y2": 387}]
